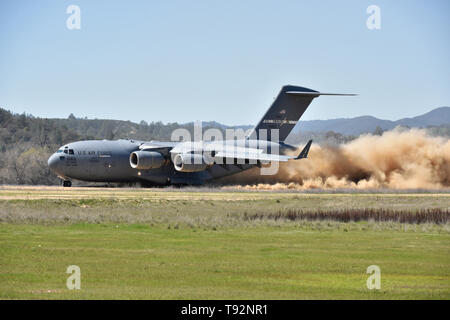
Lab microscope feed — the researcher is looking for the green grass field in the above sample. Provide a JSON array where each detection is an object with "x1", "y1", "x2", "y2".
[{"x1": 0, "y1": 186, "x2": 449, "y2": 299}]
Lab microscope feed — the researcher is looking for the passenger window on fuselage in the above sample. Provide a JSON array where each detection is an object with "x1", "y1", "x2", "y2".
[{"x1": 88, "y1": 151, "x2": 95, "y2": 155}]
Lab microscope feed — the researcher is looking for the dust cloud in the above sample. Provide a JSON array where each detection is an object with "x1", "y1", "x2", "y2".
[{"x1": 218, "y1": 129, "x2": 450, "y2": 190}]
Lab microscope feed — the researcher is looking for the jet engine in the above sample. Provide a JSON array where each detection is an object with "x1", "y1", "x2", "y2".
[
  {"x1": 173, "y1": 153, "x2": 213, "y2": 172},
  {"x1": 129, "y1": 151, "x2": 164, "y2": 170}
]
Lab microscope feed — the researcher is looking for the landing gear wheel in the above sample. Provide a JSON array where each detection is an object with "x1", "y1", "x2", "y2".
[{"x1": 63, "y1": 180, "x2": 72, "y2": 187}]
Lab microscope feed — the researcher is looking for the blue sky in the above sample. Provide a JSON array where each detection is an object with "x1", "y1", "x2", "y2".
[{"x1": 1, "y1": 0, "x2": 449, "y2": 125}]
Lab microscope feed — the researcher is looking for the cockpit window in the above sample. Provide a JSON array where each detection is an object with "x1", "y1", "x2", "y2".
[
  {"x1": 68, "y1": 149, "x2": 74, "y2": 155},
  {"x1": 57, "y1": 150, "x2": 63, "y2": 153},
  {"x1": 63, "y1": 150, "x2": 68, "y2": 154}
]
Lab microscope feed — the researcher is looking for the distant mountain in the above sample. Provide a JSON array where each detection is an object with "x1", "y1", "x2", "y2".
[
  {"x1": 395, "y1": 107, "x2": 450, "y2": 128},
  {"x1": 292, "y1": 107, "x2": 450, "y2": 136},
  {"x1": 197, "y1": 107, "x2": 450, "y2": 136}
]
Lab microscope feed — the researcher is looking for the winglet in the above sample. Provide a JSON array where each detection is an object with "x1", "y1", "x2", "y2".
[{"x1": 295, "y1": 140, "x2": 312, "y2": 160}]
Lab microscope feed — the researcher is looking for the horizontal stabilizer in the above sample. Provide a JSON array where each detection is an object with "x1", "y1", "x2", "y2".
[
  {"x1": 286, "y1": 91, "x2": 357, "y2": 96},
  {"x1": 295, "y1": 139, "x2": 312, "y2": 160}
]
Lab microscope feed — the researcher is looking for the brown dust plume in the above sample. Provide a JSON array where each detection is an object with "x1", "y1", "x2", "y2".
[{"x1": 218, "y1": 128, "x2": 450, "y2": 190}]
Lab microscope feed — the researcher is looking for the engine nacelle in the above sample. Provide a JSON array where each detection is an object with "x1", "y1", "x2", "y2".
[
  {"x1": 130, "y1": 151, "x2": 164, "y2": 170},
  {"x1": 173, "y1": 153, "x2": 212, "y2": 172}
]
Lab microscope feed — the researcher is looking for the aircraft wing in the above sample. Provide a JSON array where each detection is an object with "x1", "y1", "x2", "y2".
[
  {"x1": 214, "y1": 150, "x2": 292, "y2": 162},
  {"x1": 139, "y1": 141, "x2": 177, "y2": 155},
  {"x1": 214, "y1": 140, "x2": 313, "y2": 163},
  {"x1": 139, "y1": 141, "x2": 177, "y2": 150}
]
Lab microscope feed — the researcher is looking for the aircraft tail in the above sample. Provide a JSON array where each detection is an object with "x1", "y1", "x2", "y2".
[{"x1": 248, "y1": 85, "x2": 355, "y2": 142}]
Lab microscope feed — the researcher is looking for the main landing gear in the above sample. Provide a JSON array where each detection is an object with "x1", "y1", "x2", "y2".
[{"x1": 62, "y1": 180, "x2": 72, "y2": 187}]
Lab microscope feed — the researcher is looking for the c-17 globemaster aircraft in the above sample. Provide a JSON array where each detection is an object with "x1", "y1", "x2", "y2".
[{"x1": 48, "y1": 85, "x2": 355, "y2": 186}]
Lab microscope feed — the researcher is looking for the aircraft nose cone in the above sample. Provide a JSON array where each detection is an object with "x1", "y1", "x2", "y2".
[{"x1": 48, "y1": 153, "x2": 59, "y2": 172}]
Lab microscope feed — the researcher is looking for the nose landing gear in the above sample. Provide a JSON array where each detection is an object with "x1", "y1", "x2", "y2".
[{"x1": 62, "y1": 180, "x2": 72, "y2": 187}]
